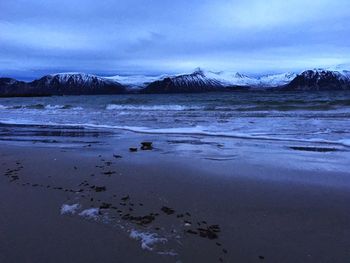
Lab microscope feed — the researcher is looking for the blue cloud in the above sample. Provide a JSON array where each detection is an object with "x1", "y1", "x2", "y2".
[{"x1": 1, "y1": 0, "x2": 350, "y2": 79}]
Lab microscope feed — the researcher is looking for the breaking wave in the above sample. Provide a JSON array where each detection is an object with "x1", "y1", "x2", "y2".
[
  {"x1": 105, "y1": 103, "x2": 350, "y2": 112},
  {"x1": 0, "y1": 104, "x2": 83, "y2": 110},
  {"x1": 106, "y1": 104, "x2": 203, "y2": 111}
]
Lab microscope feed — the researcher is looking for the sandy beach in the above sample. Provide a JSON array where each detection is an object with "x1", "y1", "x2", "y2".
[{"x1": 1, "y1": 124, "x2": 350, "y2": 263}]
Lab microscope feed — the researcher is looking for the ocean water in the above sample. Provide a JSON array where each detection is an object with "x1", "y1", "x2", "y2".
[{"x1": 0, "y1": 91, "x2": 350, "y2": 147}]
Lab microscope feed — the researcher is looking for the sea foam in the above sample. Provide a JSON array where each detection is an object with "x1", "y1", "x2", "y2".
[
  {"x1": 78, "y1": 208, "x2": 100, "y2": 219},
  {"x1": 60, "y1": 203, "x2": 81, "y2": 215},
  {"x1": 106, "y1": 104, "x2": 202, "y2": 111},
  {"x1": 129, "y1": 230, "x2": 167, "y2": 251}
]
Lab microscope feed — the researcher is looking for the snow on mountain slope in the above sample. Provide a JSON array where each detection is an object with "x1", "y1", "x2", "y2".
[
  {"x1": 258, "y1": 73, "x2": 297, "y2": 87},
  {"x1": 202, "y1": 70, "x2": 296, "y2": 87},
  {"x1": 204, "y1": 71, "x2": 259, "y2": 86},
  {"x1": 46, "y1": 72, "x2": 117, "y2": 85},
  {"x1": 104, "y1": 69, "x2": 296, "y2": 89},
  {"x1": 142, "y1": 69, "x2": 229, "y2": 93},
  {"x1": 106, "y1": 75, "x2": 166, "y2": 89},
  {"x1": 168, "y1": 69, "x2": 224, "y2": 88},
  {"x1": 298, "y1": 69, "x2": 350, "y2": 81},
  {"x1": 44, "y1": 69, "x2": 296, "y2": 90},
  {"x1": 29, "y1": 72, "x2": 125, "y2": 95}
]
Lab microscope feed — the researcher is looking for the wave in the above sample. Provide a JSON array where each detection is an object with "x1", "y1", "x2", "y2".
[
  {"x1": 249, "y1": 99, "x2": 350, "y2": 107},
  {"x1": 106, "y1": 103, "x2": 349, "y2": 112},
  {"x1": 1, "y1": 119, "x2": 349, "y2": 148},
  {"x1": 45, "y1": 104, "x2": 74, "y2": 110},
  {"x1": 234, "y1": 105, "x2": 337, "y2": 111},
  {"x1": 2, "y1": 102, "x2": 348, "y2": 113},
  {"x1": 106, "y1": 104, "x2": 203, "y2": 111},
  {"x1": 0, "y1": 104, "x2": 83, "y2": 110}
]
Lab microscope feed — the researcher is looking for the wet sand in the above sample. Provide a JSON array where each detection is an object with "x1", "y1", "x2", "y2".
[{"x1": 1, "y1": 128, "x2": 350, "y2": 263}]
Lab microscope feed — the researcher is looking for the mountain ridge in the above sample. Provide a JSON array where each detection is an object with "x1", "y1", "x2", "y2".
[
  {"x1": 1, "y1": 68, "x2": 350, "y2": 96},
  {"x1": 284, "y1": 69, "x2": 350, "y2": 91}
]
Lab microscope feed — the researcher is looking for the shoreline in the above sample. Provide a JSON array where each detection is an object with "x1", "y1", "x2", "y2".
[{"x1": 1, "y1": 127, "x2": 350, "y2": 262}]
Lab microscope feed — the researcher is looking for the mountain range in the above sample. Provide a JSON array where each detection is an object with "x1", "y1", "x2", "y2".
[{"x1": 1, "y1": 68, "x2": 350, "y2": 97}]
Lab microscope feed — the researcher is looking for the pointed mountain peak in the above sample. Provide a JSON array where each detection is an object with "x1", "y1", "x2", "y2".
[{"x1": 192, "y1": 67, "x2": 205, "y2": 76}]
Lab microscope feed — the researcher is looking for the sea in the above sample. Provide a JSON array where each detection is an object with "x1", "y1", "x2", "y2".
[{"x1": 0, "y1": 91, "x2": 350, "y2": 147}]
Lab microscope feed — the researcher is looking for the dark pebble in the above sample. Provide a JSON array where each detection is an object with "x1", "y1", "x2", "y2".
[
  {"x1": 94, "y1": 186, "x2": 107, "y2": 192},
  {"x1": 121, "y1": 195, "x2": 130, "y2": 201},
  {"x1": 186, "y1": 230, "x2": 198, "y2": 235},
  {"x1": 141, "y1": 142, "x2": 153, "y2": 150},
  {"x1": 161, "y1": 206, "x2": 175, "y2": 215}
]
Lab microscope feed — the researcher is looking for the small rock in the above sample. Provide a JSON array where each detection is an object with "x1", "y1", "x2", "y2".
[
  {"x1": 186, "y1": 230, "x2": 198, "y2": 235},
  {"x1": 121, "y1": 195, "x2": 130, "y2": 201},
  {"x1": 141, "y1": 142, "x2": 153, "y2": 151},
  {"x1": 129, "y1": 148, "x2": 138, "y2": 152},
  {"x1": 94, "y1": 186, "x2": 106, "y2": 192},
  {"x1": 161, "y1": 206, "x2": 175, "y2": 215},
  {"x1": 100, "y1": 203, "x2": 112, "y2": 209},
  {"x1": 197, "y1": 227, "x2": 218, "y2": 240},
  {"x1": 103, "y1": 171, "x2": 116, "y2": 176},
  {"x1": 141, "y1": 142, "x2": 152, "y2": 147}
]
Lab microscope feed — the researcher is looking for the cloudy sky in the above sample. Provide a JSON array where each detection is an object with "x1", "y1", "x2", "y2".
[{"x1": 1, "y1": 0, "x2": 350, "y2": 79}]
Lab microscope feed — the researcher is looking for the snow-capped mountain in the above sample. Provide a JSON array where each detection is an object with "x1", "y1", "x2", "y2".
[
  {"x1": 204, "y1": 70, "x2": 297, "y2": 88},
  {"x1": 30, "y1": 73, "x2": 125, "y2": 95},
  {"x1": 141, "y1": 69, "x2": 297, "y2": 92},
  {"x1": 2, "y1": 67, "x2": 350, "y2": 97},
  {"x1": 285, "y1": 69, "x2": 350, "y2": 91},
  {"x1": 204, "y1": 71, "x2": 259, "y2": 87},
  {"x1": 142, "y1": 69, "x2": 235, "y2": 93}
]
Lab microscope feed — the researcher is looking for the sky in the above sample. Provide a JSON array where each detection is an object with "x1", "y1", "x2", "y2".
[{"x1": 1, "y1": 0, "x2": 350, "y2": 80}]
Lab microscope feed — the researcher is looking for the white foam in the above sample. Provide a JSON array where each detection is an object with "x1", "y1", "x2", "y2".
[
  {"x1": 129, "y1": 230, "x2": 167, "y2": 251},
  {"x1": 1, "y1": 119, "x2": 350, "y2": 148},
  {"x1": 79, "y1": 208, "x2": 100, "y2": 219},
  {"x1": 45, "y1": 104, "x2": 63, "y2": 110},
  {"x1": 60, "y1": 203, "x2": 80, "y2": 215},
  {"x1": 340, "y1": 139, "x2": 350, "y2": 147},
  {"x1": 72, "y1": 106, "x2": 83, "y2": 110},
  {"x1": 45, "y1": 105, "x2": 83, "y2": 110},
  {"x1": 106, "y1": 104, "x2": 202, "y2": 111}
]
